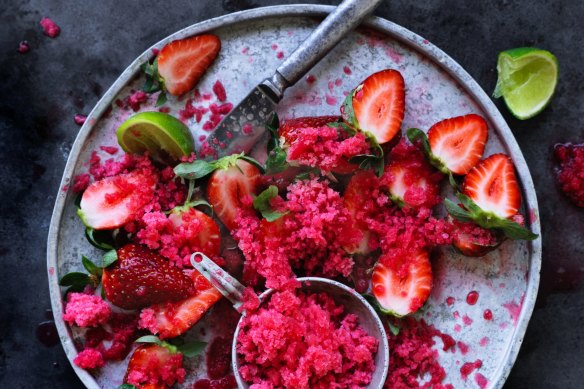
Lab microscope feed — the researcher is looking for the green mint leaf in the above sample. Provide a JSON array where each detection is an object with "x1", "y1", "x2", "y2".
[
  {"x1": 102, "y1": 249, "x2": 118, "y2": 268},
  {"x1": 341, "y1": 88, "x2": 359, "y2": 128},
  {"x1": 265, "y1": 147, "x2": 289, "y2": 174},
  {"x1": 178, "y1": 341, "x2": 207, "y2": 358},
  {"x1": 118, "y1": 385, "x2": 138, "y2": 389},
  {"x1": 387, "y1": 321, "x2": 400, "y2": 336},
  {"x1": 174, "y1": 160, "x2": 218, "y2": 180},
  {"x1": 155, "y1": 91, "x2": 167, "y2": 107},
  {"x1": 82, "y1": 256, "x2": 102, "y2": 277},
  {"x1": 85, "y1": 227, "x2": 115, "y2": 251},
  {"x1": 135, "y1": 335, "x2": 163, "y2": 345},
  {"x1": 444, "y1": 198, "x2": 474, "y2": 223},
  {"x1": 253, "y1": 185, "x2": 287, "y2": 222},
  {"x1": 59, "y1": 272, "x2": 90, "y2": 287}
]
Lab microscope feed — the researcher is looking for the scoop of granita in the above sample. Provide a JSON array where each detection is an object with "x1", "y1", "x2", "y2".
[
  {"x1": 234, "y1": 178, "x2": 359, "y2": 289},
  {"x1": 237, "y1": 289, "x2": 378, "y2": 389},
  {"x1": 74, "y1": 348, "x2": 105, "y2": 369},
  {"x1": 63, "y1": 292, "x2": 111, "y2": 328},
  {"x1": 281, "y1": 117, "x2": 370, "y2": 174},
  {"x1": 554, "y1": 143, "x2": 584, "y2": 207}
]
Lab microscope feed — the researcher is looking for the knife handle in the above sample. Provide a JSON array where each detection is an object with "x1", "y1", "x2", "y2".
[{"x1": 268, "y1": 0, "x2": 383, "y2": 97}]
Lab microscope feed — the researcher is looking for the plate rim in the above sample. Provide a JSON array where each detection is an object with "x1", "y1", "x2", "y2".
[{"x1": 47, "y1": 5, "x2": 542, "y2": 389}]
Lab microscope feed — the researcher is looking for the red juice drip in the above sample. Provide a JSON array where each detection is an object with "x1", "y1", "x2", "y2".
[
  {"x1": 483, "y1": 309, "x2": 493, "y2": 320},
  {"x1": 466, "y1": 290, "x2": 479, "y2": 305},
  {"x1": 36, "y1": 321, "x2": 59, "y2": 347}
]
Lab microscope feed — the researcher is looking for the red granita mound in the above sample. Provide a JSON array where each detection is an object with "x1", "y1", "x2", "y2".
[
  {"x1": 179, "y1": 98, "x2": 208, "y2": 122},
  {"x1": 126, "y1": 90, "x2": 149, "y2": 112},
  {"x1": 450, "y1": 218, "x2": 499, "y2": 246},
  {"x1": 72, "y1": 173, "x2": 91, "y2": 193},
  {"x1": 554, "y1": 143, "x2": 584, "y2": 207},
  {"x1": 213, "y1": 80, "x2": 227, "y2": 102},
  {"x1": 74, "y1": 348, "x2": 104, "y2": 369},
  {"x1": 286, "y1": 125, "x2": 370, "y2": 173},
  {"x1": 83, "y1": 313, "x2": 140, "y2": 361},
  {"x1": 193, "y1": 375, "x2": 237, "y2": 389},
  {"x1": 63, "y1": 293, "x2": 111, "y2": 328},
  {"x1": 234, "y1": 178, "x2": 359, "y2": 289},
  {"x1": 18, "y1": 41, "x2": 30, "y2": 53},
  {"x1": 125, "y1": 347, "x2": 186, "y2": 387},
  {"x1": 207, "y1": 336, "x2": 232, "y2": 379},
  {"x1": 385, "y1": 317, "x2": 455, "y2": 389},
  {"x1": 237, "y1": 289, "x2": 378, "y2": 389},
  {"x1": 40, "y1": 17, "x2": 60, "y2": 38},
  {"x1": 460, "y1": 359, "x2": 482, "y2": 380}
]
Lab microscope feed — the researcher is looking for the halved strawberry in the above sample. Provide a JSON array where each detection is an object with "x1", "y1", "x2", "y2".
[
  {"x1": 383, "y1": 160, "x2": 441, "y2": 209},
  {"x1": 125, "y1": 343, "x2": 185, "y2": 388},
  {"x1": 139, "y1": 271, "x2": 222, "y2": 339},
  {"x1": 102, "y1": 244, "x2": 195, "y2": 310},
  {"x1": 371, "y1": 249, "x2": 432, "y2": 317},
  {"x1": 157, "y1": 34, "x2": 221, "y2": 96},
  {"x1": 427, "y1": 114, "x2": 488, "y2": 175},
  {"x1": 77, "y1": 170, "x2": 156, "y2": 230},
  {"x1": 207, "y1": 159, "x2": 261, "y2": 231},
  {"x1": 342, "y1": 170, "x2": 378, "y2": 254},
  {"x1": 168, "y1": 207, "x2": 221, "y2": 257},
  {"x1": 462, "y1": 153, "x2": 521, "y2": 219},
  {"x1": 342, "y1": 69, "x2": 405, "y2": 144}
]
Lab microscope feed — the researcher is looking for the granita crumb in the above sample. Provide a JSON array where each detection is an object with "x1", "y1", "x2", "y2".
[
  {"x1": 234, "y1": 178, "x2": 359, "y2": 289},
  {"x1": 237, "y1": 289, "x2": 378, "y2": 389},
  {"x1": 18, "y1": 41, "x2": 30, "y2": 53},
  {"x1": 554, "y1": 143, "x2": 584, "y2": 207},
  {"x1": 74, "y1": 114, "x2": 86, "y2": 126},
  {"x1": 74, "y1": 348, "x2": 104, "y2": 369},
  {"x1": 40, "y1": 17, "x2": 60, "y2": 38},
  {"x1": 126, "y1": 90, "x2": 149, "y2": 112},
  {"x1": 385, "y1": 317, "x2": 454, "y2": 389},
  {"x1": 85, "y1": 313, "x2": 140, "y2": 361},
  {"x1": 213, "y1": 80, "x2": 227, "y2": 102},
  {"x1": 72, "y1": 173, "x2": 91, "y2": 193},
  {"x1": 285, "y1": 124, "x2": 370, "y2": 173},
  {"x1": 99, "y1": 145, "x2": 118, "y2": 155},
  {"x1": 63, "y1": 293, "x2": 111, "y2": 328}
]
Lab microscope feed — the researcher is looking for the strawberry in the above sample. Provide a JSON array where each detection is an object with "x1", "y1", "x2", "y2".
[
  {"x1": 342, "y1": 69, "x2": 405, "y2": 144},
  {"x1": 342, "y1": 170, "x2": 378, "y2": 254},
  {"x1": 139, "y1": 271, "x2": 222, "y2": 339},
  {"x1": 125, "y1": 343, "x2": 185, "y2": 388},
  {"x1": 371, "y1": 249, "x2": 432, "y2": 317},
  {"x1": 426, "y1": 114, "x2": 488, "y2": 175},
  {"x1": 77, "y1": 170, "x2": 156, "y2": 230},
  {"x1": 168, "y1": 206, "x2": 221, "y2": 257},
  {"x1": 157, "y1": 34, "x2": 221, "y2": 96},
  {"x1": 102, "y1": 244, "x2": 195, "y2": 310},
  {"x1": 462, "y1": 154, "x2": 521, "y2": 219},
  {"x1": 207, "y1": 159, "x2": 261, "y2": 231}
]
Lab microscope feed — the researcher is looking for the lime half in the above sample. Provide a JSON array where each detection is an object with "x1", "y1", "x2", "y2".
[
  {"x1": 117, "y1": 111, "x2": 194, "y2": 164},
  {"x1": 494, "y1": 47, "x2": 558, "y2": 120}
]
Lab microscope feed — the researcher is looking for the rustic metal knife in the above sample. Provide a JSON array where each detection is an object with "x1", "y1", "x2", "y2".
[{"x1": 205, "y1": 0, "x2": 384, "y2": 158}]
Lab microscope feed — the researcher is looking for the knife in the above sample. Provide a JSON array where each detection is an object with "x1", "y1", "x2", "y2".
[{"x1": 205, "y1": 0, "x2": 384, "y2": 158}]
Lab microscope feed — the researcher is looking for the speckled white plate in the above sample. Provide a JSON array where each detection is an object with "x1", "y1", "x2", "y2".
[{"x1": 48, "y1": 5, "x2": 542, "y2": 389}]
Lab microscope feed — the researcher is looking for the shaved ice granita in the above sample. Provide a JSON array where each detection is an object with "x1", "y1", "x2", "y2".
[{"x1": 57, "y1": 33, "x2": 538, "y2": 389}]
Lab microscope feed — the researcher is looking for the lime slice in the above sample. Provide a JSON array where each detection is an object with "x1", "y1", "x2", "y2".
[
  {"x1": 117, "y1": 111, "x2": 194, "y2": 164},
  {"x1": 494, "y1": 47, "x2": 558, "y2": 120}
]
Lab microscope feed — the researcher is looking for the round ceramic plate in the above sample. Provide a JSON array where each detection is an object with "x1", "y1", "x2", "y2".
[{"x1": 48, "y1": 5, "x2": 542, "y2": 389}]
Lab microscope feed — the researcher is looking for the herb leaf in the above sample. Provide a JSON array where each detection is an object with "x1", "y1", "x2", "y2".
[
  {"x1": 82, "y1": 256, "x2": 102, "y2": 277},
  {"x1": 59, "y1": 272, "x2": 90, "y2": 287},
  {"x1": 444, "y1": 198, "x2": 474, "y2": 223},
  {"x1": 102, "y1": 249, "x2": 118, "y2": 268},
  {"x1": 174, "y1": 160, "x2": 217, "y2": 180},
  {"x1": 253, "y1": 185, "x2": 287, "y2": 222},
  {"x1": 178, "y1": 341, "x2": 207, "y2": 358},
  {"x1": 155, "y1": 91, "x2": 167, "y2": 107},
  {"x1": 265, "y1": 113, "x2": 289, "y2": 174},
  {"x1": 118, "y1": 384, "x2": 138, "y2": 389}
]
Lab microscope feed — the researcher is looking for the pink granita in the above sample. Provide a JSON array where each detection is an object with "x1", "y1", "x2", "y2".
[
  {"x1": 83, "y1": 313, "x2": 140, "y2": 361},
  {"x1": 40, "y1": 17, "x2": 60, "y2": 38},
  {"x1": 74, "y1": 114, "x2": 86, "y2": 126},
  {"x1": 63, "y1": 293, "x2": 111, "y2": 328},
  {"x1": 213, "y1": 80, "x2": 227, "y2": 102},
  {"x1": 385, "y1": 317, "x2": 455, "y2": 389},
  {"x1": 554, "y1": 143, "x2": 584, "y2": 207},
  {"x1": 74, "y1": 348, "x2": 104, "y2": 369},
  {"x1": 234, "y1": 178, "x2": 359, "y2": 289},
  {"x1": 285, "y1": 124, "x2": 370, "y2": 173},
  {"x1": 126, "y1": 90, "x2": 149, "y2": 111},
  {"x1": 72, "y1": 173, "x2": 90, "y2": 193},
  {"x1": 237, "y1": 289, "x2": 378, "y2": 389}
]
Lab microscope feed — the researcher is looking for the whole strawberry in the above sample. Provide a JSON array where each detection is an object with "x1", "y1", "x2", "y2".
[{"x1": 102, "y1": 244, "x2": 194, "y2": 310}]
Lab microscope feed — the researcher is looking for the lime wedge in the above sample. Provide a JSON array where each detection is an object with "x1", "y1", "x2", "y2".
[
  {"x1": 117, "y1": 111, "x2": 194, "y2": 164},
  {"x1": 494, "y1": 47, "x2": 558, "y2": 120}
]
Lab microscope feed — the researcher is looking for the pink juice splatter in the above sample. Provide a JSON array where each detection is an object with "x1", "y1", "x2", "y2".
[
  {"x1": 475, "y1": 372, "x2": 489, "y2": 389},
  {"x1": 460, "y1": 359, "x2": 482, "y2": 380}
]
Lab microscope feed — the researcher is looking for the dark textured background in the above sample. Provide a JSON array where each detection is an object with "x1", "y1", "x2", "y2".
[{"x1": 1, "y1": 0, "x2": 583, "y2": 388}]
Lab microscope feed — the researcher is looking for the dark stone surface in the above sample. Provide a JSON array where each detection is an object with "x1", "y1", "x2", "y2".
[{"x1": 0, "y1": 0, "x2": 582, "y2": 388}]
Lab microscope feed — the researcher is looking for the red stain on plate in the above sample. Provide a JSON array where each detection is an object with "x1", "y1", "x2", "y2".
[
  {"x1": 475, "y1": 372, "x2": 489, "y2": 389},
  {"x1": 503, "y1": 294, "x2": 525, "y2": 326}
]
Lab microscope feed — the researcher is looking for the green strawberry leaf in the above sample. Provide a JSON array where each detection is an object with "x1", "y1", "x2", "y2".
[
  {"x1": 155, "y1": 91, "x2": 167, "y2": 107},
  {"x1": 492, "y1": 218, "x2": 539, "y2": 240},
  {"x1": 118, "y1": 385, "x2": 137, "y2": 389},
  {"x1": 174, "y1": 160, "x2": 217, "y2": 180},
  {"x1": 264, "y1": 113, "x2": 289, "y2": 174},
  {"x1": 444, "y1": 198, "x2": 474, "y2": 223},
  {"x1": 253, "y1": 185, "x2": 287, "y2": 222},
  {"x1": 327, "y1": 121, "x2": 357, "y2": 137},
  {"x1": 135, "y1": 335, "x2": 163, "y2": 345},
  {"x1": 178, "y1": 341, "x2": 207, "y2": 358},
  {"x1": 102, "y1": 249, "x2": 118, "y2": 268},
  {"x1": 406, "y1": 127, "x2": 450, "y2": 175},
  {"x1": 455, "y1": 193, "x2": 484, "y2": 215},
  {"x1": 85, "y1": 227, "x2": 115, "y2": 251},
  {"x1": 239, "y1": 155, "x2": 265, "y2": 174},
  {"x1": 59, "y1": 272, "x2": 91, "y2": 287},
  {"x1": 82, "y1": 256, "x2": 102, "y2": 277},
  {"x1": 387, "y1": 320, "x2": 400, "y2": 336},
  {"x1": 341, "y1": 87, "x2": 359, "y2": 128}
]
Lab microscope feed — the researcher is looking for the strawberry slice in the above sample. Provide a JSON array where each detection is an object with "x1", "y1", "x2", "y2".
[
  {"x1": 462, "y1": 153, "x2": 521, "y2": 219},
  {"x1": 139, "y1": 271, "x2": 222, "y2": 339},
  {"x1": 207, "y1": 159, "x2": 261, "y2": 231},
  {"x1": 157, "y1": 34, "x2": 221, "y2": 96},
  {"x1": 168, "y1": 207, "x2": 221, "y2": 257},
  {"x1": 427, "y1": 114, "x2": 488, "y2": 175},
  {"x1": 77, "y1": 170, "x2": 156, "y2": 230},
  {"x1": 342, "y1": 69, "x2": 405, "y2": 144},
  {"x1": 125, "y1": 343, "x2": 185, "y2": 388},
  {"x1": 371, "y1": 250, "x2": 432, "y2": 317},
  {"x1": 102, "y1": 244, "x2": 195, "y2": 310}
]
